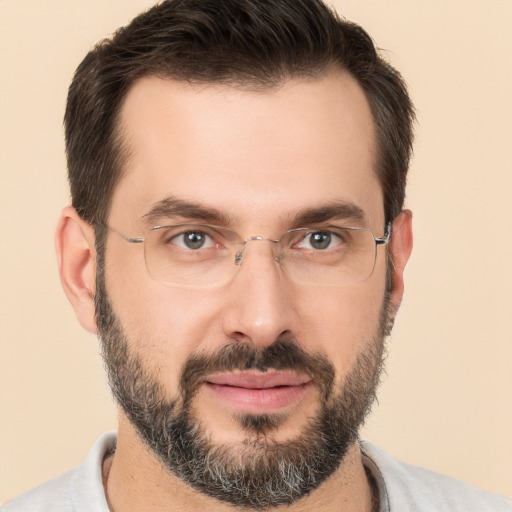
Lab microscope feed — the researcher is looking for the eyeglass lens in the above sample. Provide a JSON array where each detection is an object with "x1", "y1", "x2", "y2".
[{"x1": 142, "y1": 224, "x2": 381, "y2": 287}]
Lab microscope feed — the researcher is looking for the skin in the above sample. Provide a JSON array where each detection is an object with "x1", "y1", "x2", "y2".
[{"x1": 56, "y1": 70, "x2": 413, "y2": 511}]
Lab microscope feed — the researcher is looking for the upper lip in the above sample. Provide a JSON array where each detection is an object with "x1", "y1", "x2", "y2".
[{"x1": 205, "y1": 371, "x2": 311, "y2": 389}]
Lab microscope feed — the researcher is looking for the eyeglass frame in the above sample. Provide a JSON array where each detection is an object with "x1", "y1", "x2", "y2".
[{"x1": 98, "y1": 220, "x2": 392, "y2": 287}]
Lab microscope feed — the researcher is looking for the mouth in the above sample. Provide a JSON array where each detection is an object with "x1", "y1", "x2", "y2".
[{"x1": 203, "y1": 371, "x2": 313, "y2": 414}]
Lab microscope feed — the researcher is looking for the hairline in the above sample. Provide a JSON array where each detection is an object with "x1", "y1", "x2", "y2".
[{"x1": 103, "y1": 65, "x2": 382, "y2": 228}]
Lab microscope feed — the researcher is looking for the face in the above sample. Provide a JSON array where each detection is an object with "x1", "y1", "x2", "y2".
[{"x1": 97, "y1": 72, "x2": 398, "y2": 508}]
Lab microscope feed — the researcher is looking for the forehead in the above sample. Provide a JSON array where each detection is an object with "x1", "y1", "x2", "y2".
[{"x1": 111, "y1": 72, "x2": 383, "y2": 231}]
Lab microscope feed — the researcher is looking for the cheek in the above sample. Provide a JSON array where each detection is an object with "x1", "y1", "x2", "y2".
[
  {"x1": 294, "y1": 276, "x2": 386, "y2": 377},
  {"x1": 102, "y1": 238, "x2": 388, "y2": 393},
  {"x1": 104, "y1": 246, "x2": 225, "y2": 387}
]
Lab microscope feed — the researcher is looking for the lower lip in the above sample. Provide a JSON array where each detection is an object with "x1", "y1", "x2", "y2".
[{"x1": 203, "y1": 381, "x2": 313, "y2": 414}]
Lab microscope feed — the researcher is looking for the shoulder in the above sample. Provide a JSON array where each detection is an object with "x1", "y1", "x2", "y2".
[
  {"x1": 360, "y1": 440, "x2": 512, "y2": 512},
  {"x1": 1, "y1": 470, "x2": 77, "y2": 512},
  {"x1": 1, "y1": 432, "x2": 116, "y2": 512}
]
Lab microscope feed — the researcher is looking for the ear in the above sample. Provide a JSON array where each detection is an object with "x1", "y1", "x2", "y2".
[
  {"x1": 388, "y1": 209, "x2": 413, "y2": 306},
  {"x1": 55, "y1": 206, "x2": 98, "y2": 334}
]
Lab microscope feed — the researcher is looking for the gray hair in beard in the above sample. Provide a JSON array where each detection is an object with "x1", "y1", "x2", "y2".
[{"x1": 94, "y1": 230, "x2": 391, "y2": 509}]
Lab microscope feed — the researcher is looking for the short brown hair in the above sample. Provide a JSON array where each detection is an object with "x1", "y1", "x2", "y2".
[{"x1": 65, "y1": 0, "x2": 415, "y2": 226}]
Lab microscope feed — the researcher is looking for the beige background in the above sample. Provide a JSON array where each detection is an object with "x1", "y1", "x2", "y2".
[{"x1": 1, "y1": 0, "x2": 511, "y2": 504}]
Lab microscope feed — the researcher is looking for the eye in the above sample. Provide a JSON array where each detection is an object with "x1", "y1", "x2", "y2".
[
  {"x1": 172, "y1": 230, "x2": 215, "y2": 250},
  {"x1": 297, "y1": 230, "x2": 343, "y2": 250}
]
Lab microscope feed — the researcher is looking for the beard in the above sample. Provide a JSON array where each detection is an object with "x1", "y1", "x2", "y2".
[{"x1": 95, "y1": 249, "x2": 391, "y2": 510}]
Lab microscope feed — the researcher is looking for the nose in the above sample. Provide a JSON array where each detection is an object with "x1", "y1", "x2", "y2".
[{"x1": 221, "y1": 241, "x2": 298, "y2": 348}]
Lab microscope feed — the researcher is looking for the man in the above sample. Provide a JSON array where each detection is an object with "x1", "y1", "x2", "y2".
[{"x1": 3, "y1": 0, "x2": 510, "y2": 511}]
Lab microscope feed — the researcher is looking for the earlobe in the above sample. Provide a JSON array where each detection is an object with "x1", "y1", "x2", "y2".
[
  {"x1": 389, "y1": 209, "x2": 413, "y2": 304},
  {"x1": 55, "y1": 206, "x2": 98, "y2": 334}
]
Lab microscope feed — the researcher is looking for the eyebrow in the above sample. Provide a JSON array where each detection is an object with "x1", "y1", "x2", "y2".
[
  {"x1": 289, "y1": 201, "x2": 367, "y2": 228},
  {"x1": 142, "y1": 197, "x2": 234, "y2": 226},
  {"x1": 142, "y1": 196, "x2": 367, "y2": 229}
]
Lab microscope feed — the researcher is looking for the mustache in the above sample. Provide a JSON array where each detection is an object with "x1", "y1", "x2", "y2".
[{"x1": 179, "y1": 339, "x2": 335, "y2": 403}]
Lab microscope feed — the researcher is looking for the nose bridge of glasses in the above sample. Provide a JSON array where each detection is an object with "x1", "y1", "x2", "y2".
[{"x1": 234, "y1": 236, "x2": 281, "y2": 266}]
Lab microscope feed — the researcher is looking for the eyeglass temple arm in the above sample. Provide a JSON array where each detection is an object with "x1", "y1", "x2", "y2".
[
  {"x1": 375, "y1": 222, "x2": 392, "y2": 245},
  {"x1": 93, "y1": 221, "x2": 145, "y2": 244}
]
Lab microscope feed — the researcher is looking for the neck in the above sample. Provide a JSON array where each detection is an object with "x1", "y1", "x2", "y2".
[{"x1": 104, "y1": 415, "x2": 375, "y2": 512}]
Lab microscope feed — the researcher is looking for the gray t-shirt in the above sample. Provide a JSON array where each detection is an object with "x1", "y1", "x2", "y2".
[{"x1": 3, "y1": 432, "x2": 511, "y2": 511}]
